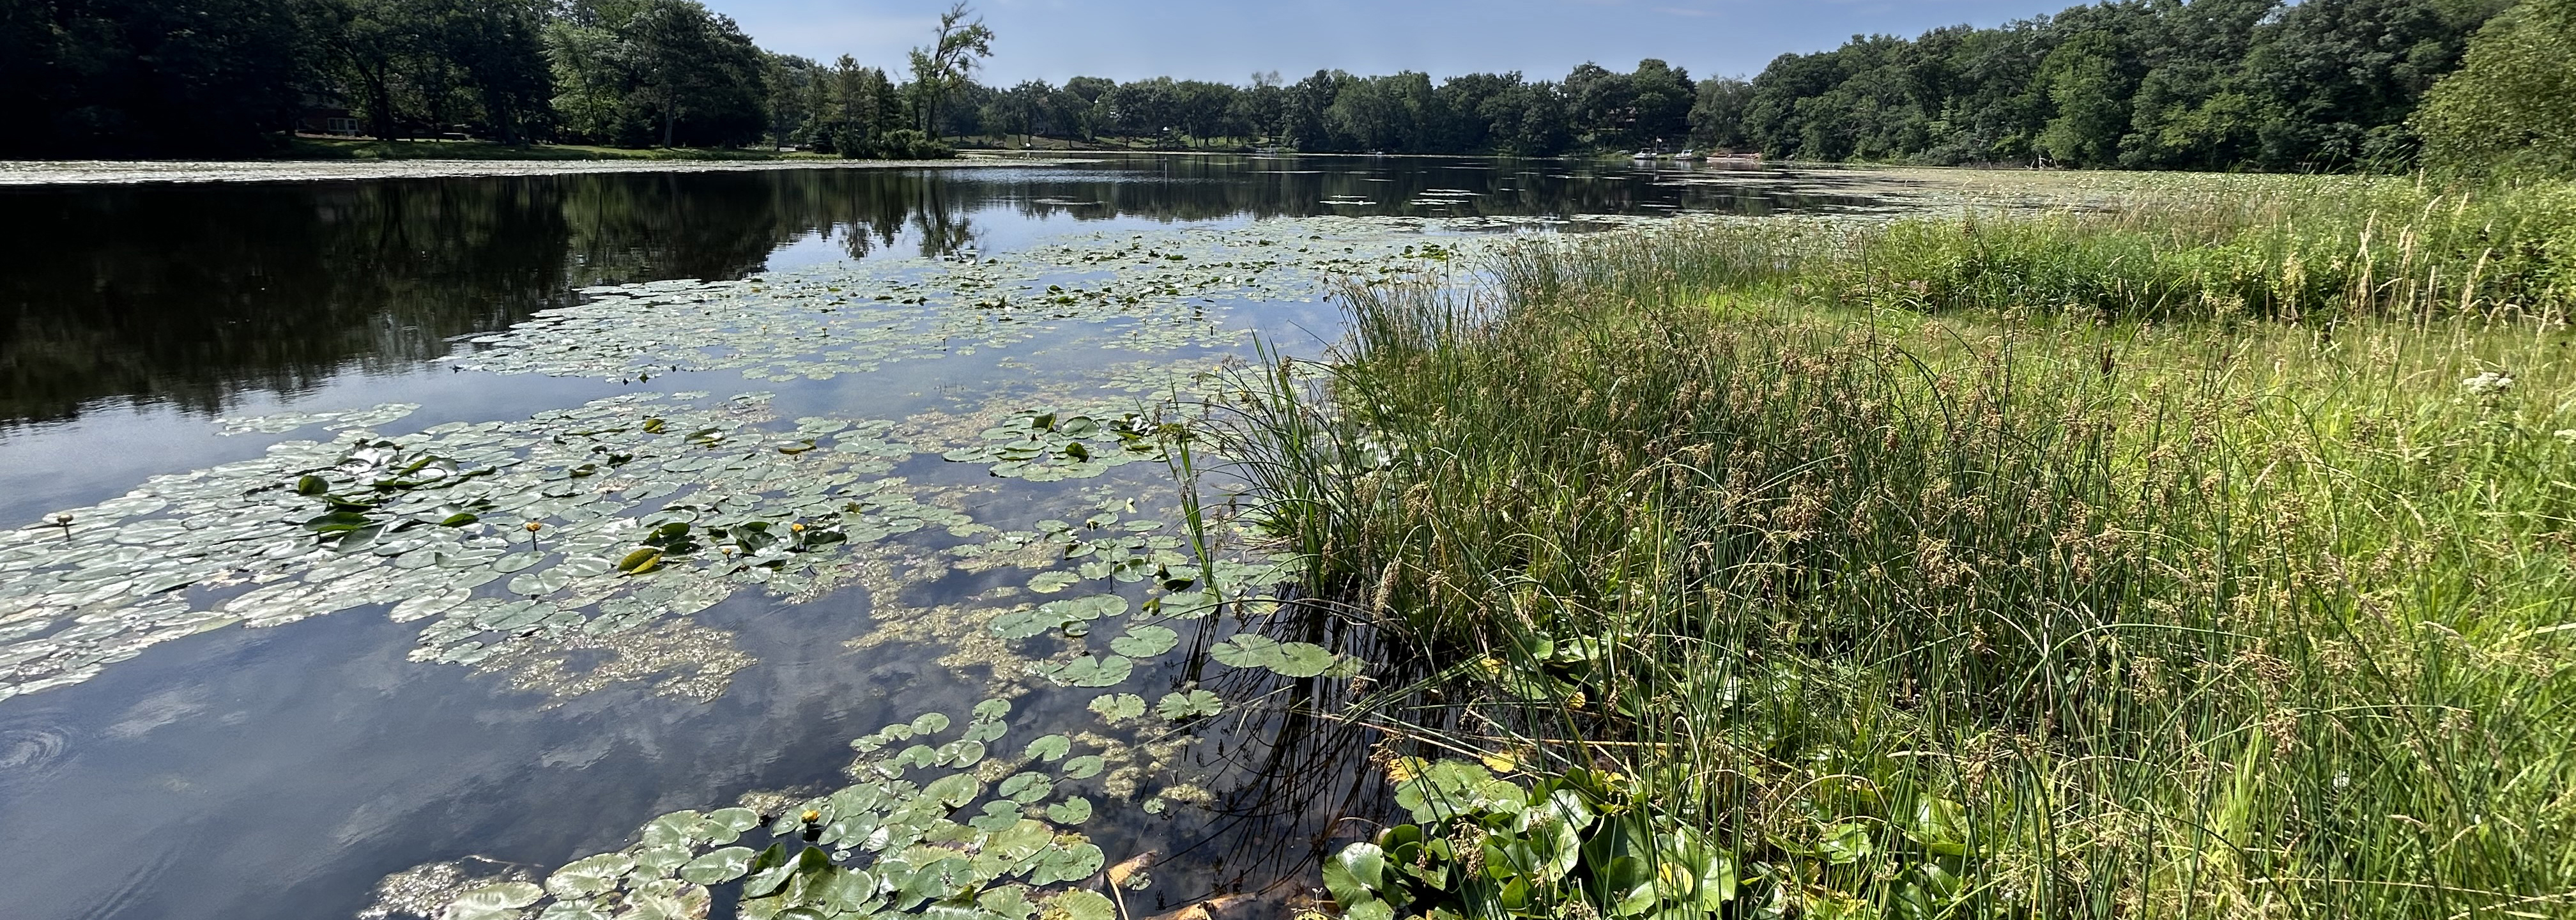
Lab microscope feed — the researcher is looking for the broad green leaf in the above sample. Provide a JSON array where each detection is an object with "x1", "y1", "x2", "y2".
[
  {"x1": 1086, "y1": 694, "x2": 1144, "y2": 722},
  {"x1": 1000, "y1": 772, "x2": 1055, "y2": 804},
  {"x1": 640, "y1": 810, "x2": 707, "y2": 847},
  {"x1": 679, "y1": 846, "x2": 758, "y2": 884},
  {"x1": 546, "y1": 852, "x2": 634, "y2": 898},
  {"x1": 1154, "y1": 690, "x2": 1223, "y2": 720},
  {"x1": 1908, "y1": 797, "x2": 1968, "y2": 856},
  {"x1": 740, "y1": 843, "x2": 798, "y2": 898},
  {"x1": 708, "y1": 807, "x2": 763, "y2": 832},
  {"x1": 1108, "y1": 625, "x2": 1179, "y2": 658},
  {"x1": 1045, "y1": 797, "x2": 1093, "y2": 825},
  {"x1": 924, "y1": 772, "x2": 983, "y2": 808},
  {"x1": 1322, "y1": 842, "x2": 1388, "y2": 907},
  {"x1": 984, "y1": 819, "x2": 1055, "y2": 863},
  {"x1": 1050, "y1": 889, "x2": 1116, "y2": 920},
  {"x1": 1208, "y1": 634, "x2": 1282, "y2": 670},
  {"x1": 1023, "y1": 734, "x2": 1072, "y2": 762},
  {"x1": 1271, "y1": 642, "x2": 1342, "y2": 678}
]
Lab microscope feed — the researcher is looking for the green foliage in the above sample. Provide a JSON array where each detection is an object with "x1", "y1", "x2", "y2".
[
  {"x1": 871, "y1": 128, "x2": 954, "y2": 160},
  {"x1": 0, "y1": 0, "x2": 309, "y2": 157},
  {"x1": 1506, "y1": 176, "x2": 2576, "y2": 323},
  {"x1": 1330, "y1": 764, "x2": 1772, "y2": 920},
  {"x1": 1721, "y1": 0, "x2": 2510, "y2": 170},
  {"x1": 0, "y1": 0, "x2": 2545, "y2": 166},
  {"x1": 313, "y1": 0, "x2": 554, "y2": 144},
  {"x1": 555, "y1": 0, "x2": 768, "y2": 148},
  {"x1": 905, "y1": 2, "x2": 994, "y2": 140},
  {"x1": 1230, "y1": 176, "x2": 2576, "y2": 917},
  {"x1": 2414, "y1": 0, "x2": 2576, "y2": 176}
]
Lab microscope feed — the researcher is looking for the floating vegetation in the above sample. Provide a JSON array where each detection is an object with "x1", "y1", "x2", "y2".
[
  {"x1": 0, "y1": 392, "x2": 983, "y2": 702},
  {"x1": 1208, "y1": 634, "x2": 1363, "y2": 678},
  {"x1": 464, "y1": 618, "x2": 756, "y2": 705},
  {"x1": 433, "y1": 216, "x2": 1622, "y2": 385},
  {"x1": 356, "y1": 858, "x2": 537, "y2": 920},
  {"x1": 407, "y1": 699, "x2": 1153, "y2": 920},
  {"x1": 938, "y1": 408, "x2": 1166, "y2": 482},
  {"x1": 220, "y1": 402, "x2": 420, "y2": 436},
  {"x1": 27, "y1": 208, "x2": 1533, "y2": 920}
]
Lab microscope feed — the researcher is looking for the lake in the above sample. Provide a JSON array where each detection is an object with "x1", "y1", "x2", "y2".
[{"x1": 0, "y1": 153, "x2": 1894, "y2": 920}]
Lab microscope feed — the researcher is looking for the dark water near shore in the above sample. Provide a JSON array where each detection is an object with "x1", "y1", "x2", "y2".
[{"x1": 0, "y1": 153, "x2": 1890, "y2": 920}]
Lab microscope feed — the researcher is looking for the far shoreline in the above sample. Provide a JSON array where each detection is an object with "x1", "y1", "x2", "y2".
[{"x1": 0, "y1": 155, "x2": 1091, "y2": 187}]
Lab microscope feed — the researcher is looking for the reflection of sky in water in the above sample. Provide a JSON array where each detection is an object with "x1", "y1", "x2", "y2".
[{"x1": 0, "y1": 155, "x2": 1893, "y2": 920}]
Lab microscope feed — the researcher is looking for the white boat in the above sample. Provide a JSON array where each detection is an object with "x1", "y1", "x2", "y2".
[
  {"x1": 1630, "y1": 150, "x2": 1657, "y2": 160},
  {"x1": 1672, "y1": 148, "x2": 1703, "y2": 161}
]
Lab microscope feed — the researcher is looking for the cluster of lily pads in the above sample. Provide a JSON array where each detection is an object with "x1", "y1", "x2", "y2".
[
  {"x1": 951, "y1": 509, "x2": 1298, "y2": 623},
  {"x1": 434, "y1": 217, "x2": 1569, "y2": 387},
  {"x1": 938, "y1": 407, "x2": 1167, "y2": 482},
  {"x1": 420, "y1": 699, "x2": 1135, "y2": 920},
  {"x1": 17, "y1": 210, "x2": 1632, "y2": 920},
  {"x1": 218, "y1": 401, "x2": 421, "y2": 436},
  {"x1": 404, "y1": 564, "x2": 1381, "y2": 920},
  {"x1": 1324, "y1": 762, "x2": 1747, "y2": 920},
  {"x1": 0, "y1": 392, "x2": 980, "y2": 702}
]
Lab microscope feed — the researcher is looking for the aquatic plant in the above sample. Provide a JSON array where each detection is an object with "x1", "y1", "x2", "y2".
[{"x1": 1231, "y1": 190, "x2": 2576, "y2": 918}]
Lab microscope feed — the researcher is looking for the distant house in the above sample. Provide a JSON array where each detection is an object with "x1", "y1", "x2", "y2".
[{"x1": 298, "y1": 94, "x2": 360, "y2": 136}]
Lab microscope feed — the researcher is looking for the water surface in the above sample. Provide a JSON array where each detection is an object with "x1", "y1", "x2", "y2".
[{"x1": 0, "y1": 153, "x2": 1893, "y2": 920}]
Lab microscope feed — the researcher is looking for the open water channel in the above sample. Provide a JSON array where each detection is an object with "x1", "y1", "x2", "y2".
[{"x1": 0, "y1": 153, "x2": 1896, "y2": 920}]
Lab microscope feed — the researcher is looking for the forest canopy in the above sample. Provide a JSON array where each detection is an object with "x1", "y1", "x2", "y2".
[{"x1": 0, "y1": 0, "x2": 2561, "y2": 173}]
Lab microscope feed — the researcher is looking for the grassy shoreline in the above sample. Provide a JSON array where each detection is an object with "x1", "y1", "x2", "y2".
[
  {"x1": 280, "y1": 136, "x2": 839, "y2": 161},
  {"x1": 1230, "y1": 175, "x2": 2576, "y2": 919}
]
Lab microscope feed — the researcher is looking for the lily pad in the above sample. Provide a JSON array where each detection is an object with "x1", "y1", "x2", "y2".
[
  {"x1": 545, "y1": 853, "x2": 632, "y2": 898},
  {"x1": 1107, "y1": 625, "x2": 1178, "y2": 658},
  {"x1": 1049, "y1": 889, "x2": 1116, "y2": 920},
  {"x1": 1155, "y1": 690, "x2": 1223, "y2": 720},
  {"x1": 679, "y1": 847, "x2": 757, "y2": 884},
  {"x1": 1023, "y1": 734, "x2": 1071, "y2": 762},
  {"x1": 1086, "y1": 694, "x2": 1145, "y2": 723},
  {"x1": 1044, "y1": 797, "x2": 1093, "y2": 825}
]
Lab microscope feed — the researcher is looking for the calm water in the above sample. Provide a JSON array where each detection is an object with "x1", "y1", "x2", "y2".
[{"x1": 0, "y1": 154, "x2": 1888, "y2": 920}]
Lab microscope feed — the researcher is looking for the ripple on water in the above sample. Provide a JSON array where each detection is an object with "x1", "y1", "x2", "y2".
[{"x1": 0, "y1": 722, "x2": 70, "y2": 785}]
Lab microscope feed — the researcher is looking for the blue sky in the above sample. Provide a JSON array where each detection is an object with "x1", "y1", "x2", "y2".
[{"x1": 712, "y1": 0, "x2": 2078, "y2": 84}]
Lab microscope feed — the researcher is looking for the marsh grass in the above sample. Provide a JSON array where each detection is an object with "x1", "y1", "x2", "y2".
[
  {"x1": 1223, "y1": 181, "x2": 2576, "y2": 918},
  {"x1": 1510, "y1": 174, "x2": 2576, "y2": 325}
]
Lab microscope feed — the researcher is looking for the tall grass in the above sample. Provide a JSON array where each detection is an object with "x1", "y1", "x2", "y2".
[
  {"x1": 1508, "y1": 176, "x2": 2576, "y2": 323},
  {"x1": 1222, "y1": 183, "x2": 2576, "y2": 919}
]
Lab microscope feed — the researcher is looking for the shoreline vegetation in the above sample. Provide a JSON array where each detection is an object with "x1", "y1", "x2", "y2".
[
  {"x1": 13, "y1": 0, "x2": 2569, "y2": 180},
  {"x1": 1223, "y1": 170, "x2": 2576, "y2": 919},
  {"x1": 0, "y1": 151, "x2": 1067, "y2": 187}
]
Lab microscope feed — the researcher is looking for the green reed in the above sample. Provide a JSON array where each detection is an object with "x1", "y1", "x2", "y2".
[
  {"x1": 1506, "y1": 174, "x2": 2576, "y2": 325},
  {"x1": 1220, "y1": 185, "x2": 2576, "y2": 919}
]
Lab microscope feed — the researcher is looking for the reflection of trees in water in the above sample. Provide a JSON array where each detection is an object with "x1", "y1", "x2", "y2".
[
  {"x1": 1, "y1": 181, "x2": 578, "y2": 425},
  {"x1": 0, "y1": 171, "x2": 981, "y2": 426},
  {"x1": 976, "y1": 156, "x2": 1880, "y2": 226},
  {"x1": 0, "y1": 157, "x2": 1880, "y2": 427}
]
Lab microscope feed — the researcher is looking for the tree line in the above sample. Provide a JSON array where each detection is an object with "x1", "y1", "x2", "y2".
[
  {"x1": 1703, "y1": 0, "x2": 2546, "y2": 171},
  {"x1": 1, "y1": 0, "x2": 988, "y2": 158},
  {"x1": 3, "y1": 0, "x2": 2564, "y2": 173}
]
